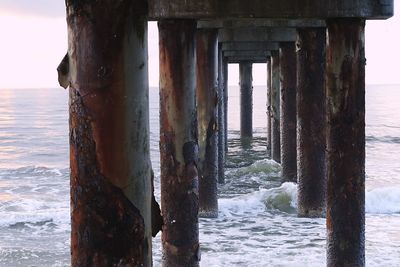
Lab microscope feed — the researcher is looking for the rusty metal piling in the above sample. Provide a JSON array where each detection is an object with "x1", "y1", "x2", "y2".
[
  {"x1": 66, "y1": 0, "x2": 151, "y2": 265},
  {"x1": 217, "y1": 44, "x2": 225, "y2": 184},
  {"x1": 326, "y1": 19, "x2": 366, "y2": 267},
  {"x1": 159, "y1": 20, "x2": 200, "y2": 266},
  {"x1": 279, "y1": 42, "x2": 297, "y2": 182},
  {"x1": 271, "y1": 50, "x2": 281, "y2": 163},
  {"x1": 239, "y1": 61, "x2": 253, "y2": 139},
  {"x1": 296, "y1": 28, "x2": 327, "y2": 217},
  {"x1": 196, "y1": 29, "x2": 219, "y2": 217}
]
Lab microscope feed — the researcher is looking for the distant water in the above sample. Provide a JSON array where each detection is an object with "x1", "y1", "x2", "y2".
[{"x1": 0, "y1": 85, "x2": 399, "y2": 266}]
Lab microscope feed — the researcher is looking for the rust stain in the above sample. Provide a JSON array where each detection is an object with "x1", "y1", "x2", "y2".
[
  {"x1": 159, "y1": 20, "x2": 196, "y2": 115},
  {"x1": 70, "y1": 88, "x2": 145, "y2": 266},
  {"x1": 66, "y1": 0, "x2": 148, "y2": 190}
]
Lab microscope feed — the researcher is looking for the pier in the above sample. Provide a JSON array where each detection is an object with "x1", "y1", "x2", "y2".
[{"x1": 58, "y1": 0, "x2": 393, "y2": 266}]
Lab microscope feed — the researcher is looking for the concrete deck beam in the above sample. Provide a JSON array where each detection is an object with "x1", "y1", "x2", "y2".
[
  {"x1": 198, "y1": 18, "x2": 325, "y2": 28},
  {"x1": 225, "y1": 56, "x2": 267, "y2": 64},
  {"x1": 219, "y1": 27, "x2": 296, "y2": 43},
  {"x1": 222, "y1": 42, "x2": 279, "y2": 52},
  {"x1": 149, "y1": 0, "x2": 393, "y2": 20},
  {"x1": 223, "y1": 50, "x2": 271, "y2": 58}
]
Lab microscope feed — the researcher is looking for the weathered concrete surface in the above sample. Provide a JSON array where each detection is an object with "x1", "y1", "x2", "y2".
[
  {"x1": 219, "y1": 27, "x2": 296, "y2": 43},
  {"x1": 223, "y1": 50, "x2": 271, "y2": 57},
  {"x1": 239, "y1": 62, "x2": 253, "y2": 139},
  {"x1": 266, "y1": 57, "x2": 272, "y2": 158},
  {"x1": 296, "y1": 28, "x2": 327, "y2": 218},
  {"x1": 217, "y1": 44, "x2": 225, "y2": 184},
  {"x1": 226, "y1": 56, "x2": 267, "y2": 64},
  {"x1": 198, "y1": 19, "x2": 325, "y2": 28},
  {"x1": 325, "y1": 19, "x2": 366, "y2": 267},
  {"x1": 149, "y1": 0, "x2": 393, "y2": 20},
  {"x1": 196, "y1": 29, "x2": 219, "y2": 218},
  {"x1": 271, "y1": 50, "x2": 281, "y2": 163},
  {"x1": 279, "y1": 42, "x2": 297, "y2": 182},
  {"x1": 222, "y1": 42, "x2": 279, "y2": 52},
  {"x1": 65, "y1": 1, "x2": 152, "y2": 266},
  {"x1": 159, "y1": 19, "x2": 200, "y2": 267}
]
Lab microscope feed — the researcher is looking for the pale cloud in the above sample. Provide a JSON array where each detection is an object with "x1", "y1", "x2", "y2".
[{"x1": 0, "y1": 0, "x2": 65, "y2": 17}]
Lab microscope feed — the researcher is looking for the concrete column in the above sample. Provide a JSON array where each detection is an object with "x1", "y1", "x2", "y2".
[
  {"x1": 223, "y1": 58, "x2": 229, "y2": 153},
  {"x1": 326, "y1": 19, "x2": 365, "y2": 267},
  {"x1": 217, "y1": 44, "x2": 225, "y2": 184},
  {"x1": 239, "y1": 61, "x2": 253, "y2": 139},
  {"x1": 279, "y1": 42, "x2": 297, "y2": 182},
  {"x1": 266, "y1": 57, "x2": 272, "y2": 158},
  {"x1": 196, "y1": 29, "x2": 219, "y2": 217},
  {"x1": 271, "y1": 51, "x2": 281, "y2": 163},
  {"x1": 159, "y1": 20, "x2": 200, "y2": 267},
  {"x1": 65, "y1": 1, "x2": 151, "y2": 266},
  {"x1": 296, "y1": 28, "x2": 327, "y2": 217}
]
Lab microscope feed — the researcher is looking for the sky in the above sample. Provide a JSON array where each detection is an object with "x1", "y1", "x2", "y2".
[{"x1": 0, "y1": 1, "x2": 399, "y2": 89}]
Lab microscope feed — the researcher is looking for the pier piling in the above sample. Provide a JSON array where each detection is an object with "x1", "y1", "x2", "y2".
[
  {"x1": 326, "y1": 18, "x2": 366, "y2": 267},
  {"x1": 266, "y1": 57, "x2": 272, "y2": 158},
  {"x1": 271, "y1": 50, "x2": 281, "y2": 163},
  {"x1": 223, "y1": 58, "x2": 229, "y2": 154},
  {"x1": 239, "y1": 61, "x2": 253, "y2": 139},
  {"x1": 196, "y1": 28, "x2": 219, "y2": 217},
  {"x1": 279, "y1": 42, "x2": 297, "y2": 182},
  {"x1": 217, "y1": 44, "x2": 225, "y2": 184},
  {"x1": 66, "y1": 0, "x2": 151, "y2": 265},
  {"x1": 297, "y1": 27, "x2": 327, "y2": 217},
  {"x1": 159, "y1": 19, "x2": 200, "y2": 266}
]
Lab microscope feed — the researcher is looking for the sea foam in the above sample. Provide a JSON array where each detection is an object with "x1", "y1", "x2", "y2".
[
  {"x1": 219, "y1": 182, "x2": 400, "y2": 216},
  {"x1": 366, "y1": 186, "x2": 400, "y2": 214}
]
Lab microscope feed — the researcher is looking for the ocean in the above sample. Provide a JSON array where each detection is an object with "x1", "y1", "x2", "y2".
[{"x1": 0, "y1": 85, "x2": 399, "y2": 266}]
